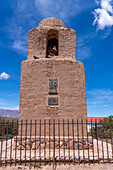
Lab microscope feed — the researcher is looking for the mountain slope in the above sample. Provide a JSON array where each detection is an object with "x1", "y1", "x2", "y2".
[{"x1": 0, "y1": 109, "x2": 19, "y2": 118}]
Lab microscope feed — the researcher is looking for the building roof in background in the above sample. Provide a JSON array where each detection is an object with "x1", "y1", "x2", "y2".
[{"x1": 87, "y1": 117, "x2": 107, "y2": 122}]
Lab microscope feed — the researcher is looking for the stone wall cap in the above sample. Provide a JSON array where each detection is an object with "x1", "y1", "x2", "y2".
[
  {"x1": 38, "y1": 17, "x2": 66, "y2": 28},
  {"x1": 22, "y1": 57, "x2": 83, "y2": 64}
]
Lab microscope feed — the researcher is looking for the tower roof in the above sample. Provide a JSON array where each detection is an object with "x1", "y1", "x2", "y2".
[{"x1": 38, "y1": 17, "x2": 66, "y2": 28}]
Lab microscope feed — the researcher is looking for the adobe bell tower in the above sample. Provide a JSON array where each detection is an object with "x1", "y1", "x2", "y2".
[{"x1": 19, "y1": 17, "x2": 87, "y2": 123}]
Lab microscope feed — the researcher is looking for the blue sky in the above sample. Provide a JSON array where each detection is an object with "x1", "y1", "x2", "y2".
[{"x1": 0, "y1": 0, "x2": 113, "y2": 117}]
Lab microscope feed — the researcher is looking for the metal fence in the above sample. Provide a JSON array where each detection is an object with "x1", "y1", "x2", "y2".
[{"x1": 0, "y1": 119, "x2": 113, "y2": 168}]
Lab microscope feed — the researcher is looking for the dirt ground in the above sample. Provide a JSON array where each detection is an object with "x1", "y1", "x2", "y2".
[{"x1": 0, "y1": 164, "x2": 113, "y2": 170}]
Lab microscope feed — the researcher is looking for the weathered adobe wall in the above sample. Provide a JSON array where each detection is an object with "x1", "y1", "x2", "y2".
[
  {"x1": 28, "y1": 27, "x2": 76, "y2": 60},
  {"x1": 19, "y1": 18, "x2": 87, "y2": 136},
  {"x1": 19, "y1": 58, "x2": 87, "y2": 134},
  {"x1": 19, "y1": 59, "x2": 87, "y2": 120}
]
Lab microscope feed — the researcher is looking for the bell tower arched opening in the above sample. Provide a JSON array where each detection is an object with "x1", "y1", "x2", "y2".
[{"x1": 46, "y1": 30, "x2": 58, "y2": 56}]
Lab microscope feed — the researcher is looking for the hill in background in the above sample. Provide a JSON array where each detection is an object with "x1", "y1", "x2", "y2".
[{"x1": 0, "y1": 109, "x2": 19, "y2": 118}]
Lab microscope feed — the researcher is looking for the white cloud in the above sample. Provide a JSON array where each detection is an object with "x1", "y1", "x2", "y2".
[
  {"x1": 104, "y1": 105, "x2": 108, "y2": 107},
  {"x1": 0, "y1": 72, "x2": 10, "y2": 80},
  {"x1": 2, "y1": 0, "x2": 96, "y2": 55},
  {"x1": 35, "y1": 0, "x2": 96, "y2": 20},
  {"x1": 2, "y1": 0, "x2": 96, "y2": 54},
  {"x1": 101, "y1": 0, "x2": 113, "y2": 13},
  {"x1": 76, "y1": 33, "x2": 95, "y2": 60},
  {"x1": 12, "y1": 40, "x2": 27, "y2": 52},
  {"x1": 35, "y1": 0, "x2": 67, "y2": 19},
  {"x1": 87, "y1": 89, "x2": 113, "y2": 106},
  {"x1": 0, "y1": 98, "x2": 7, "y2": 105},
  {"x1": 93, "y1": 0, "x2": 113, "y2": 29},
  {"x1": 77, "y1": 45, "x2": 90, "y2": 60},
  {"x1": 9, "y1": 106, "x2": 19, "y2": 110}
]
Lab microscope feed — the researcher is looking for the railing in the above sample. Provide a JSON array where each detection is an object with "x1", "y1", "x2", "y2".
[{"x1": 0, "y1": 119, "x2": 113, "y2": 168}]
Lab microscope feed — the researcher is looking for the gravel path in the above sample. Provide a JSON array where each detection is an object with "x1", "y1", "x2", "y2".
[
  {"x1": 0, "y1": 139, "x2": 112, "y2": 161},
  {"x1": 0, "y1": 164, "x2": 113, "y2": 170}
]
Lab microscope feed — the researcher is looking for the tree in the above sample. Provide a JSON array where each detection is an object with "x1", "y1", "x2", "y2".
[
  {"x1": 0, "y1": 118, "x2": 18, "y2": 139},
  {"x1": 90, "y1": 116, "x2": 113, "y2": 139}
]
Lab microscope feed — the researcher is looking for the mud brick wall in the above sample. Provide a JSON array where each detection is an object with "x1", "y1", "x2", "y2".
[
  {"x1": 19, "y1": 17, "x2": 87, "y2": 136},
  {"x1": 28, "y1": 17, "x2": 76, "y2": 60}
]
